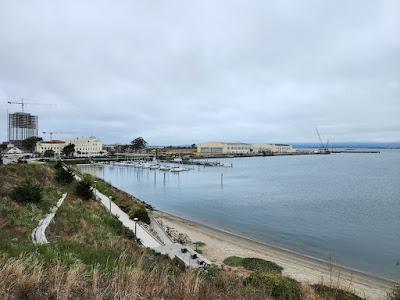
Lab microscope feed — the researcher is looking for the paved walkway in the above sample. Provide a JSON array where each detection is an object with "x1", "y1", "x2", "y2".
[
  {"x1": 73, "y1": 171, "x2": 161, "y2": 248},
  {"x1": 73, "y1": 168, "x2": 210, "y2": 267},
  {"x1": 93, "y1": 189, "x2": 161, "y2": 248},
  {"x1": 32, "y1": 193, "x2": 68, "y2": 244},
  {"x1": 155, "y1": 243, "x2": 212, "y2": 268},
  {"x1": 151, "y1": 217, "x2": 174, "y2": 246}
]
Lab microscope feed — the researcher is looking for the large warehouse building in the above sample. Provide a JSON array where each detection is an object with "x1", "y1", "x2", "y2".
[{"x1": 197, "y1": 142, "x2": 294, "y2": 154}]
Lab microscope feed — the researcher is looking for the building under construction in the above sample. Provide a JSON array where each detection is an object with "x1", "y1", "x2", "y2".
[{"x1": 8, "y1": 112, "x2": 38, "y2": 145}]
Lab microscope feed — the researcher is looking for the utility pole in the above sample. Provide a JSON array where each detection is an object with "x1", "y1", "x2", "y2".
[
  {"x1": 93, "y1": 180, "x2": 97, "y2": 199},
  {"x1": 134, "y1": 217, "x2": 138, "y2": 239}
]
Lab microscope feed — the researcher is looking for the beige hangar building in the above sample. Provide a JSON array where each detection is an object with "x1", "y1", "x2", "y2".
[{"x1": 197, "y1": 142, "x2": 294, "y2": 154}]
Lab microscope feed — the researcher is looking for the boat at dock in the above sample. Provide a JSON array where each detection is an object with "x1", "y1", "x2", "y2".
[
  {"x1": 170, "y1": 166, "x2": 189, "y2": 172},
  {"x1": 159, "y1": 165, "x2": 172, "y2": 171}
]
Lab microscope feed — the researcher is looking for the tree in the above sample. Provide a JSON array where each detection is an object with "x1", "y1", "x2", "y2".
[
  {"x1": 130, "y1": 137, "x2": 147, "y2": 151},
  {"x1": 43, "y1": 149, "x2": 55, "y2": 158},
  {"x1": 0, "y1": 142, "x2": 8, "y2": 152},
  {"x1": 129, "y1": 206, "x2": 150, "y2": 224},
  {"x1": 54, "y1": 160, "x2": 63, "y2": 169},
  {"x1": 22, "y1": 136, "x2": 42, "y2": 152},
  {"x1": 62, "y1": 143, "x2": 75, "y2": 157},
  {"x1": 75, "y1": 180, "x2": 93, "y2": 200},
  {"x1": 55, "y1": 168, "x2": 74, "y2": 184}
]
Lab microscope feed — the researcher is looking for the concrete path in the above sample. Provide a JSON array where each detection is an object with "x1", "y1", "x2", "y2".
[
  {"x1": 73, "y1": 168, "x2": 210, "y2": 267},
  {"x1": 151, "y1": 217, "x2": 174, "y2": 246},
  {"x1": 152, "y1": 217, "x2": 212, "y2": 268},
  {"x1": 155, "y1": 243, "x2": 212, "y2": 268},
  {"x1": 32, "y1": 193, "x2": 68, "y2": 245},
  {"x1": 73, "y1": 171, "x2": 161, "y2": 249},
  {"x1": 93, "y1": 189, "x2": 162, "y2": 248}
]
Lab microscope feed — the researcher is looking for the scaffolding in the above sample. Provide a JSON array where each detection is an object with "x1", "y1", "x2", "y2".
[{"x1": 8, "y1": 112, "x2": 38, "y2": 145}]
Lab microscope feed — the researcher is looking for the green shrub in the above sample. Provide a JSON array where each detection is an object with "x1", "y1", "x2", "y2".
[
  {"x1": 43, "y1": 149, "x2": 55, "y2": 158},
  {"x1": 128, "y1": 205, "x2": 150, "y2": 224},
  {"x1": 312, "y1": 284, "x2": 365, "y2": 300},
  {"x1": 223, "y1": 256, "x2": 244, "y2": 267},
  {"x1": 205, "y1": 265, "x2": 219, "y2": 278},
  {"x1": 54, "y1": 161, "x2": 63, "y2": 169},
  {"x1": 10, "y1": 180, "x2": 43, "y2": 204},
  {"x1": 223, "y1": 256, "x2": 283, "y2": 273},
  {"x1": 242, "y1": 257, "x2": 283, "y2": 273},
  {"x1": 248, "y1": 271, "x2": 301, "y2": 300},
  {"x1": 55, "y1": 168, "x2": 74, "y2": 185},
  {"x1": 193, "y1": 241, "x2": 205, "y2": 254},
  {"x1": 75, "y1": 180, "x2": 93, "y2": 200}
]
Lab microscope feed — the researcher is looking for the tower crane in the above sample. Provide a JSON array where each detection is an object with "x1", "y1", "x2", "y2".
[
  {"x1": 7, "y1": 99, "x2": 54, "y2": 112},
  {"x1": 42, "y1": 131, "x2": 77, "y2": 141}
]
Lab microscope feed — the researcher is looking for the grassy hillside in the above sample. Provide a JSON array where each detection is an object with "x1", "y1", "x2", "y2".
[
  {"x1": 0, "y1": 163, "x2": 380, "y2": 299},
  {"x1": 0, "y1": 164, "x2": 248, "y2": 299}
]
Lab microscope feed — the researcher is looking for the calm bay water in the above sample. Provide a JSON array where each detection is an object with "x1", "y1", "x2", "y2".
[{"x1": 79, "y1": 150, "x2": 400, "y2": 280}]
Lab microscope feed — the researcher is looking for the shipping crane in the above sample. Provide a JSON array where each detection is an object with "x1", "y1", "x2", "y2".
[
  {"x1": 315, "y1": 128, "x2": 330, "y2": 154},
  {"x1": 42, "y1": 131, "x2": 77, "y2": 141},
  {"x1": 7, "y1": 98, "x2": 54, "y2": 112}
]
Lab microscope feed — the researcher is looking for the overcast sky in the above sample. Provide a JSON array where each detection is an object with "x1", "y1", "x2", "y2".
[{"x1": 0, "y1": 1, "x2": 399, "y2": 145}]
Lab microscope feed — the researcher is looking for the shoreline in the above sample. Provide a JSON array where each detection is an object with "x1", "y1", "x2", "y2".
[
  {"x1": 153, "y1": 209, "x2": 394, "y2": 300},
  {"x1": 76, "y1": 167, "x2": 396, "y2": 299}
]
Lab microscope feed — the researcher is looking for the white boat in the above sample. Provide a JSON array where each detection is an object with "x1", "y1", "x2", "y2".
[
  {"x1": 133, "y1": 161, "x2": 143, "y2": 168},
  {"x1": 149, "y1": 164, "x2": 160, "y2": 169},
  {"x1": 159, "y1": 165, "x2": 171, "y2": 171},
  {"x1": 141, "y1": 163, "x2": 151, "y2": 169},
  {"x1": 170, "y1": 166, "x2": 189, "y2": 172}
]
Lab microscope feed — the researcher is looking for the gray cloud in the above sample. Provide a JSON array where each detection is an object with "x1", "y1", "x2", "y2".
[{"x1": 1, "y1": 0, "x2": 399, "y2": 144}]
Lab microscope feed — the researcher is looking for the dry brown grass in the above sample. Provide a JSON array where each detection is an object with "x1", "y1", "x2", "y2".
[
  {"x1": 0, "y1": 254, "x2": 273, "y2": 300},
  {"x1": 0, "y1": 164, "x2": 57, "y2": 196}
]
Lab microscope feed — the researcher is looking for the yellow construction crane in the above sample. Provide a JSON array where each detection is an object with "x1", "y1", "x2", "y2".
[
  {"x1": 42, "y1": 131, "x2": 77, "y2": 141},
  {"x1": 7, "y1": 98, "x2": 54, "y2": 112}
]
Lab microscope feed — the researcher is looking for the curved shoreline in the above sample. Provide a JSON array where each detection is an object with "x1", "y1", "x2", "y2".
[
  {"x1": 155, "y1": 209, "x2": 395, "y2": 283},
  {"x1": 153, "y1": 209, "x2": 394, "y2": 300},
  {"x1": 76, "y1": 166, "x2": 396, "y2": 299}
]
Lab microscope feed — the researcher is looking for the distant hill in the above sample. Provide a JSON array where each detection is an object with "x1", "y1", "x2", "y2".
[{"x1": 292, "y1": 142, "x2": 400, "y2": 149}]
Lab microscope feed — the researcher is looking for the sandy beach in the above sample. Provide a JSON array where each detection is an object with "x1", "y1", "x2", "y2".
[{"x1": 153, "y1": 210, "x2": 395, "y2": 300}]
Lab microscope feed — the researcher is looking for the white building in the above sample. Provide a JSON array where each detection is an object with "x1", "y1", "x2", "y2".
[
  {"x1": 197, "y1": 141, "x2": 294, "y2": 154},
  {"x1": 35, "y1": 137, "x2": 105, "y2": 157},
  {"x1": 251, "y1": 143, "x2": 294, "y2": 153},
  {"x1": 65, "y1": 137, "x2": 104, "y2": 157},
  {"x1": 35, "y1": 140, "x2": 65, "y2": 156}
]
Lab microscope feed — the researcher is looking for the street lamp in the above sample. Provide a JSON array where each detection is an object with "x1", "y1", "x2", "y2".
[
  {"x1": 109, "y1": 196, "x2": 112, "y2": 214},
  {"x1": 93, "y1": 180, "x2": 97, "y2": 199},
  {"x1": 133, "y1": 217, "x2": 139, "y2": 239}
]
